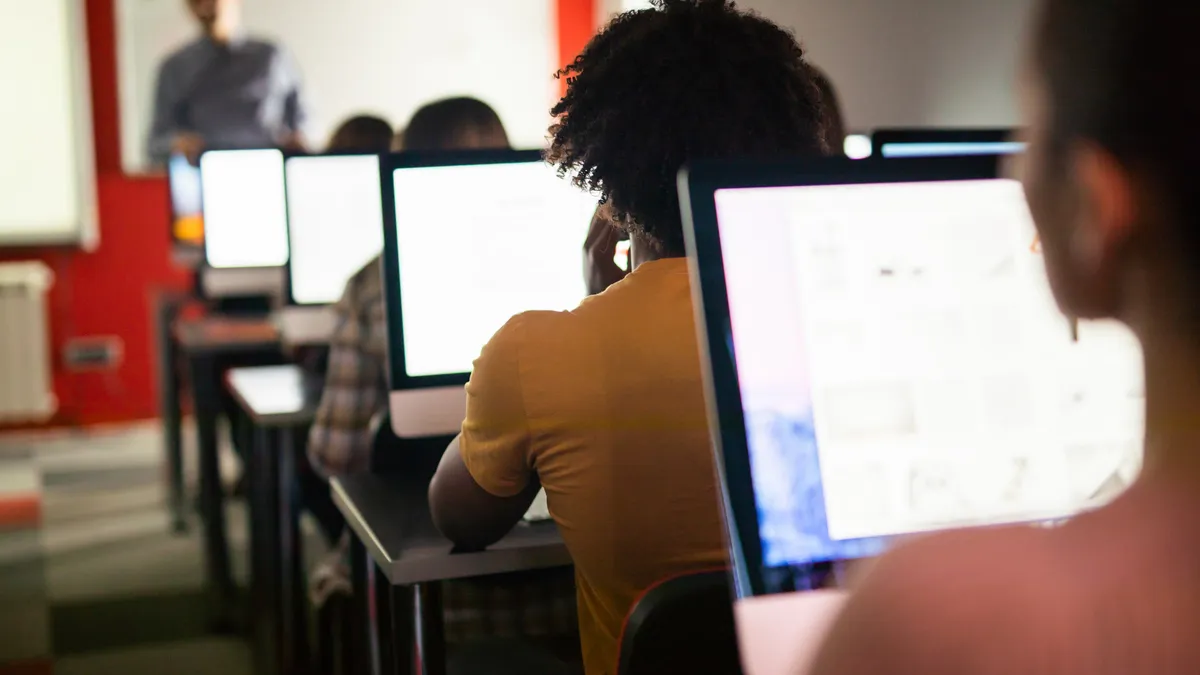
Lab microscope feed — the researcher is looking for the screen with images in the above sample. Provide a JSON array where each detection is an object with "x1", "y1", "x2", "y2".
[
  {"x1": 712, "y1": 178, "x2": 1144, "y2": 587},
  {"x1": 201, "y1": 149, "x2": 290, "y2": 269},
  {"x1": 391, "y1": 160, "x2": 596, "y2": 379},
  {"x1": 168, "y1": 153, "x2": 203, "y2": 245},
  {"x1": 285, "y1": 155, "x2": 384, "y2": 305}
]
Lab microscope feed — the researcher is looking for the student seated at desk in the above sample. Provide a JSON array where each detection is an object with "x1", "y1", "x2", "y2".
[
  {"x1": 293, "y1": 112, "x2": 394, "y2": 544},
  {"x1": 306, "y1": 98, "x2": 580, "y2": 656},
  {"x1": 427, "y1": 2, "x2": 834, "y2": 673},
  {"x1": 808, "y1": 0, "x2": 1200, "y2": 673}
]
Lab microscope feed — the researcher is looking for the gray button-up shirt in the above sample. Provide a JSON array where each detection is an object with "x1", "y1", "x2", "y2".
[{"x1": 147, "y1": 35, "x2": 307, "y2": 165}]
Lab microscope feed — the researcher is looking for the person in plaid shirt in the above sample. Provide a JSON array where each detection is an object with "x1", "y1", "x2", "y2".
[{"x1": 306, "y1": 97, "x2": 580, "y2": 658}]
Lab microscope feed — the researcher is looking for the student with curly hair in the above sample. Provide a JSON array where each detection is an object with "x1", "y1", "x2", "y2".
[{"x1": 428, "y1": 2, "x2": 830, "y2": 672}]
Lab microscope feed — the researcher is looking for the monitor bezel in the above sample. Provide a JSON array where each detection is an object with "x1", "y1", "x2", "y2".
[
  {"x1": 870, "y1": 128, "x2": 1018, "y2": 158},
  {"x1": 379, "y1": 148, "x2": 547, "y2": 392},
  {"x1": 282, "y1": 151, "x2": 385, "y2": 307},
  {"x1": 678, "y1": 154, "x2": 1006, "y2": 598},
  {"x1": 200, "y1": 147, "x2": 291, "y2": 271}
]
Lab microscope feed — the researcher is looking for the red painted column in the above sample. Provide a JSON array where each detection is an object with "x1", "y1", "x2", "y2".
[{"x1": 556, "y1": 0, "x2": 598, "y2": 97}]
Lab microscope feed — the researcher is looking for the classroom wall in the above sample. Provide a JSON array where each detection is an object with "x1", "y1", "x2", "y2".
[
  {"x1": 732, "y1": 0, "x2": 1034, "y2": 131},
  {"x1": 0, "y1": 0, "x2": 596, "y2": 430},
  {"x1": 0, "y1": 0, "x2": 191, "y2": 429}
]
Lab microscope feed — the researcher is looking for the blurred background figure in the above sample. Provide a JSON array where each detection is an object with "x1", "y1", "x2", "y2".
[{"x1": 147, "y1": 0, "x2": 308, "y2": 166}]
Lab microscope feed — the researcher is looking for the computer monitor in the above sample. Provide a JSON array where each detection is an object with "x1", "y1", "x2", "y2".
[
  {"x1": 200, "y1": 148, "x2": 290, "y2": 270},
  {"x1": 285, "y1": 153, "x2": 384, "y2": 306},
  {"x1": 381, "y1": 150, "x2": 597, "y2": 438},
  {"x1": 679, "y1": 155, "x2": 1143, "y2": 604},
  {"x1": 872, "y1": 128, "x2": 1025, "y2": 158},
  {"x1": 167, "y1": 153, "x2": 204, "y2": 247}
]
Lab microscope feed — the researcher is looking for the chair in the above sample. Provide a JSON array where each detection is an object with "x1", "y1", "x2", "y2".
[{"x1": 616, "y1": 570, "x2": 743, "y2": 675}]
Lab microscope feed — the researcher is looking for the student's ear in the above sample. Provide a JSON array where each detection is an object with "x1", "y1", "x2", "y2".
[{"x1": 1067, "y1": 143, "x2": 1135, "y2": 317}]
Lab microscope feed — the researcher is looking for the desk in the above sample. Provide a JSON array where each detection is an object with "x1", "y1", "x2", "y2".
[
  {"x1": 170, "y1": 317, "x2": 281, "y2": 621},
  {"x1": 226, "y1": 365, "x2": 321, "y2": 675},
  {"x1": 332, "y1": 474, "x2": 571, "y2": 675}
]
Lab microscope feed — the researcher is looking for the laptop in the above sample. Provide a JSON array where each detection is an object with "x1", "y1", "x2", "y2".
[
  {"x1": 678, "y1": 155, "x2": 1143, "y2": 674},
  {"x1": 872, "y1": 128, "x2": 1025, "y2": 158},
  {"x1": 198, "y1": 148, "x2": 289, "y2": 299},
  {"x1": 277, "y1": 153, "x2": 385, "y2": 345},
  {"x1": 379, "y1": 149, "x2": 598, "y2": 439}
]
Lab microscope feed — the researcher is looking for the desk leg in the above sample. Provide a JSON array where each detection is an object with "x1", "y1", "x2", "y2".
[
  {"x1": 389, "y1": 585, "x2": 415, "y2": 675},
  {"x1": 189, "y1": 353, "x2": 236, "y2": 625},
  {"x1": 414, "y1": 584, "x2": 445, "y2": 675},
  {"x1": 278, "y1": 427, "x2": 310, "y2": 674},
  {"x1": 351, "y1": 539, "x2": 379, "y2": 675},
  {"x1": 156, "y1": 294, "x2": 186, "y2": 534},
  {"x1": 249, "y1": 424, "x2": 273, "y2": 675}
]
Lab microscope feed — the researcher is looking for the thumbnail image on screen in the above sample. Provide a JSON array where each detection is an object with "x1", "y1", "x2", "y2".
[{"x1": 712, "y1": 179, "x2": 1143, "y2": 586}]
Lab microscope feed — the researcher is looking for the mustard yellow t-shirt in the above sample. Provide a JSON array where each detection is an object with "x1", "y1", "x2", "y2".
[{"x1": 459, "y1": 257, "x2": 728, "y2": 675}]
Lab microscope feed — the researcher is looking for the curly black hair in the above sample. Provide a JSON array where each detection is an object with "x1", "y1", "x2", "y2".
[{"x1": 548, "y1": 0, "x2": 829, "y2": 257}]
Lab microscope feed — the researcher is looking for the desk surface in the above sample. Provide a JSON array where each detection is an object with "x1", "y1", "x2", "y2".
[
  {"x1": 226, "y1": 365, "x2": 321, "y2": 427},
  {"x1": 174, "y1": 316, "x2": 281, "y2": 354},
  {"x1": 333, "y1": 474, "x2": 571, "y2": 586}
]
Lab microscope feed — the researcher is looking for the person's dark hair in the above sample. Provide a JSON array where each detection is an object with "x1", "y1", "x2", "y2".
[
  {"x1": 400, "y1": 97, "x2": 510, "y2": 151},
  {"x1": 810, "y1": 65, "x2": 846, "y2": 150},
  {"x1": 548, "y1": 0, "x2": 827, "y2": 257},
  {"x1": 326, "y1": 115, "x2": 394, "y2": 153},
  {"x1": 1034, "y1": 0, "x2": 1200, "y2": 234}
]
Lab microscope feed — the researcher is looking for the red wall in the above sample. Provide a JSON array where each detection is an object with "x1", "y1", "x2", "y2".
[
  {"x1": 0, "y1": 0, "x2": 190, "y2": 428},
  {"x1": 0, "y1": 0, "x2": 596, "y2": 430}
]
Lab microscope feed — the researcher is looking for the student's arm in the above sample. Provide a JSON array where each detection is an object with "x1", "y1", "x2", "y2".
[
  {"x1": 276, "y1": 46, "x2": 308, "y2": 150},
  {"x1": 429, "y1": 316, "x2": 541, "y2": 550},
  {"x1": 147, "y1": 60, "x2": 189, "y2": 167}
]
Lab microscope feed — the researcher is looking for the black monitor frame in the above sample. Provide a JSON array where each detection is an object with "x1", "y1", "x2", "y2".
[
  {"x1": 282, "y1": 150, "x2": 384, "y2": 307},
  {"x1": 678, "y1": 154, "x2": 1006, "y2": 598},
  {"x1": 871, "y1": 128, "x2": 1020, "y2": 158},
  {"x1": 378, "y1": 148, "x2": 546, "y2": 392}
]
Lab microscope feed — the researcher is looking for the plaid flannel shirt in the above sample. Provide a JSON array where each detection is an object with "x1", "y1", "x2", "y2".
[{"x1": 308, "y1": 257, "x2": 579, "y2": 641}]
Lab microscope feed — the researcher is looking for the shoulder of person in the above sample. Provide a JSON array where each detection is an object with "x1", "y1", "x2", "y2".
[
  {"x1": 161, "y1": 38, "x2": 206, "y2": 70},
  {"x1": 812, "y1": 525, "x2": 1071, "y2": 674}
]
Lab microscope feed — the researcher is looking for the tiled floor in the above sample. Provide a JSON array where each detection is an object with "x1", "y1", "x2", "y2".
[{"x1": 0, "y1": 421, "x2": 256, "y2": 674}]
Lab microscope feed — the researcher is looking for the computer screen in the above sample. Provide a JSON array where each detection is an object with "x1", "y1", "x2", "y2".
[
  {"x1": 710, "y1": 177, "x2": 1143, "y2": 581},
  {"x1": 389, "y1": 159, "x2": 596, "y2": 380},
  {"x1": 879, "y1": 141, "x2": 1027, "y2": 158},
  {"x1": 285, "y1": 154, "x2": 384, "y2": 305},
  {"x1": 872, "y1": 129, "x2": 1024, "y2": 159},
  {"x1": 200, "y1": 149, "x2": 289, "y2": 269},
  {"x1": 168, "y1": 153, "x2": 203, "y2": 245}
]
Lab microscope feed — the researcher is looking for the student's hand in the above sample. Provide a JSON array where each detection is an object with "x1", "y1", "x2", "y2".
[
  {"x1": 172, "y1": 132, "x2": 205, "y2": 165},
  {"x1": 583, "y1": 204, "x2": 630, "y2": 295}
]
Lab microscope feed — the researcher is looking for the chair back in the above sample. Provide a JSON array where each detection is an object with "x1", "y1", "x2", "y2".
[{"x1": 616, "y1": 570, "x2": 742, "y2": 675}]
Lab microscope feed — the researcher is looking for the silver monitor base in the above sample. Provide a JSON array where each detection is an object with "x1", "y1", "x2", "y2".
[{"x1": 389, "y1": 386, "x2": 466, "y2": 438}]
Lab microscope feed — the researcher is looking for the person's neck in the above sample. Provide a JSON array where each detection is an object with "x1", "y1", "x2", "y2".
[
  {"x1": 204, "y1": 22, "x2": 237, "y2": 45},
  {"x1": 1138, "y1": 323, "x2": 1200, "y2": 481},
  {"x1": 630, "y1": 234, "x2": 666, "y2": 270}
]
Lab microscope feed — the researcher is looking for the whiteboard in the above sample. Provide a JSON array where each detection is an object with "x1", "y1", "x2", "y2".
[
  {"x1": 0, "y1": 0, "x2": 97, "y2": 248},
  {"x1": 117, "y1": 0, "x2": 559, "y2": 174}
]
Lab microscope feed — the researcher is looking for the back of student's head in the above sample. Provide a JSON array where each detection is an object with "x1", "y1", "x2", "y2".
[
  {"x1": 548, "y1": 0, "x2": 827, "y2": 257},
  {"x1": 326, "y1": 115, "x2": 394, "y2": 153},
  {"x1": 809, "y1": 65, "x2": 847, "y2": 150},
  {"x1": 399, "y1": 97, "x2": 511, "y2": 152},
  {"x1": 1028, "y1": 0, "x2": 1200, "y2": 313}
]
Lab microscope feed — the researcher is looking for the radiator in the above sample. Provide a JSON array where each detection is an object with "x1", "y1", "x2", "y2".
[{"x1": 0, "y1": 262, "x2": 57, "y2": 422}]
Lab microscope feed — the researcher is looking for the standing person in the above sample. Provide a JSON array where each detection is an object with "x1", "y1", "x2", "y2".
[
  {"x1": 147, "y1": 0, "x2": 307, "y2": 166},
  {"x1": 810, "y1": 0, "x2": 1200, "y2": 673},
  {"x1": 426, "y1": 2, "x2": 830, "y2": 672}
]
